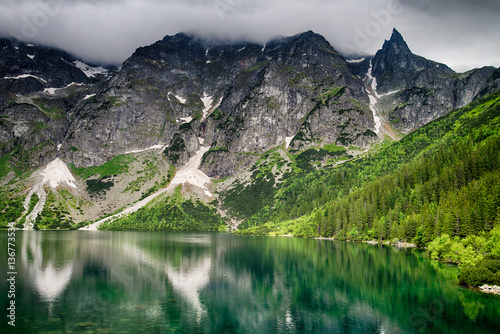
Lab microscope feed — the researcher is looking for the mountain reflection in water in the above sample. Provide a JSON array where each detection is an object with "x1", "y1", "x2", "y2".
[{"x1": 1, "y1": 231, "x2": 499, "y2": 333}]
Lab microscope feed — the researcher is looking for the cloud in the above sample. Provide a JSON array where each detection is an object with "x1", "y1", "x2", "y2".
[{"x1": 0, "y1": 0, "x2": 498, "y2": 72}]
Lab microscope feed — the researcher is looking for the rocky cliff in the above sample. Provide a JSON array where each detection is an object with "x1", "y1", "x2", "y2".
[
  {"x1": 3, "y1": 30, "x2": 499, "y2": 177},
  {"x1": 371, "y1": 29, "x2": 500, "y2": 131},
  {"x1": 1, "y1": 29, "x2": 500, "y2": 228},
  {"x1": 61, "y1": 31, "x2": 375, "y2": 178}
]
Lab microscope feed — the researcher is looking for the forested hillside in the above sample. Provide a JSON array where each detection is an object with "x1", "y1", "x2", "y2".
[
  {"x1": 98, "y1": 189, "x2": 226, "y2": 231},
  {"x1": 237, "y1": 90, "x2": 500, "y2": 286}
]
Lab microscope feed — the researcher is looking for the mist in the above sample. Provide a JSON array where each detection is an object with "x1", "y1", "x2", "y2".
[{"x1": 0, "y1": 0, "x2": 499, "y2": 72}]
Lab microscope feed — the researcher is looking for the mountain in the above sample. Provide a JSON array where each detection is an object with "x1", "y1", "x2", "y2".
[
  {"x1": 372, "y1": 28, "x2": 454, "y2": 93},
  {"x1": 63, "y1": 31, "x2": 374, "y2": 176},
  {"x1": 234, "y1": 88, "x2": 500, "y2": 288},
  {"x1": 1, "y1": 29, "x2": 499, "y2": 231},
  {"x1": 0, "y1": 37, "x2": 115, "y2": 177},
  {"x1": 371, "y1": 28, "x2": 500, "y2": 131}
]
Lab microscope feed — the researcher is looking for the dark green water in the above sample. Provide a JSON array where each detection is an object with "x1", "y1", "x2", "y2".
[{"x1": 1, "y1": 231, "x2": 500, "y2": 333}]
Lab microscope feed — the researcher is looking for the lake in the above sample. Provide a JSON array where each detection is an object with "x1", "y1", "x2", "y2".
[{"x1": 1, "y1": 231, "x2": 499, "y2": 333}]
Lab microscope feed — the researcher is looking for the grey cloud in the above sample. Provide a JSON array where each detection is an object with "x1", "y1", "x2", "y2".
[{"x1": 0, "y1": 0, "x2": 498, "y2": 72}]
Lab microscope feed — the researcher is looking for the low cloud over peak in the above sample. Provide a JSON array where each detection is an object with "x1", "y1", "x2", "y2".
[{"x1": 0, "y1": 0, "x2": 499, "y2": 72}]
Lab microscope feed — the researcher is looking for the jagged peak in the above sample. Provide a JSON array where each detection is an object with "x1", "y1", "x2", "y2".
[{"x1": 384, "y1": 28, "x2": 411, "y2": 53}]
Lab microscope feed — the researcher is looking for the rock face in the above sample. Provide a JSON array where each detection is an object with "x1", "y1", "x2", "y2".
[
  {"x1": 0, "y1": 38, "x2": 114, "y2": 169},
  {"x1": 61, "y1": 31, "x2": 376, "y2": 177},
  {"x1": 1, "y1": 30, "x2": 500, "y2": 179},
  {"x1": 372, "y1": 28, "x2": 454, "y2": 94},
  {"x1": 0, "y1": 38, "x2": 109, "y2": 96},
  {"x1": 372, "y1": 29, "x2": 500, "y2": 132}
]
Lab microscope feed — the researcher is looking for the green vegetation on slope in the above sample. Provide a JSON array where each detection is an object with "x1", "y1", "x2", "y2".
[
  {"x1": 99, "y1": 189, "x2": 226, "y2": 231},
  {"x1": 235, "y1": 90, "x2": 500, "y2": 287},
  {"x1": 0, "y1": 194, "x2": 24, "y2": 228},
  {"x1": 34, "y1": 191, "x2": 73, "y2": 230},
  {"x1": 70, "y1": 154, "x2": 135, "y2": 180}
]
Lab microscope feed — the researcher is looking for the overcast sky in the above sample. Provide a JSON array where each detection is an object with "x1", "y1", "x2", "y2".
[{"x1": 0, "y1": 0, "x2": 499, "y2": 72}]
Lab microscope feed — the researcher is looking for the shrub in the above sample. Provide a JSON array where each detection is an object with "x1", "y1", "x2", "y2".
[
  {"x1": 458, "y1": 256, "x2": 500, "y2": 287},
  {"x1": 459, "y1": 266, "x2": 492, "y2": 287}
]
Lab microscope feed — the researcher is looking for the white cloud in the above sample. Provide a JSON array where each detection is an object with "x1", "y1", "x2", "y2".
[{"x1": 0, "y1": 0, "x2": 498, "y2": 72}]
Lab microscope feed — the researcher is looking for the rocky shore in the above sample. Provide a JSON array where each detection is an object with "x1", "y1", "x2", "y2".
[
  {"x1": 364, "y1": 240, "x2": 417, "y2": 248},
  {"x1": 479, "y1": 285, "x2": 500, "y2": 295}
]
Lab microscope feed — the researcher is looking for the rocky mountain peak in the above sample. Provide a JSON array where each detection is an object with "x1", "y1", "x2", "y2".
[
  {"x1": 289, "y1": 30, "x2": 328, "y2": 44},
  {"x1": 267, "y1": 30, "x2": 338, "y2": 53},
  {"x1": 161, "y1": 32, "x2": 206, "y2": 51},
  {"x1": 385, "y1": 28, "x2": 411, "y2": 54},
  {"x1": 372, "y1": 28, "x2": 453, "y2": 93},
  {"x1": 1, "y1": 29, "x2": 499, "y2": 183}
]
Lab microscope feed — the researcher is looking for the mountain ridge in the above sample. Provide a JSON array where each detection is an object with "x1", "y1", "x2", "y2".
[{"x1": 1, "y1": 28, "x2": 500, "y2": 231}]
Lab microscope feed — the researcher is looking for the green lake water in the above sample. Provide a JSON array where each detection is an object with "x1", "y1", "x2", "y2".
[{"x1": 1, "y1": 231, "x2": 500, "y2": 333}]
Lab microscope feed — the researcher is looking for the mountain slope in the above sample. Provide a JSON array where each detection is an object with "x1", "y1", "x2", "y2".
[
  {"x1": 372, "y1": 28, "x2": 454, "y2": 94},
  {"x1": 62, "y1": 31, "x2": 375, "y2": 177},
  {"x1": 1, "y1": 29, "x2": 500, "y2": 231},
  {"x1": 237, "y1": 89, "x2": 500, "y2": 241},
  {"x1": 372, "y1": 29, "x2": 500, "y2": 132}
]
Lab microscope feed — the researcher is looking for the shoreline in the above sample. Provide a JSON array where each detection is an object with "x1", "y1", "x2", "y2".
[
  {"x1": 478, "y1": 285, "x2": 500, "y2": 295},
  {"x1": 312, "y1": 236, "x2": 418, "y2": 249}
]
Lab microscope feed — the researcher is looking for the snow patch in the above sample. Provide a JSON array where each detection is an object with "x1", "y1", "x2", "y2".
[
  {"x1": 83, "y1": 93, "x2": 96, "y2": 100},
  {"x1": 366, "y1": 93, "x2": 382, "y2": 134},
  {"x1": 205, "y1": 48, "x2": 211, "y2": 63},
  {"x1": 238, "y1": 46, "x2": 246, "y2": 52},
  {"x1": 73, "y1": 60, "x2": 109, "y2": 78},
  {"x1": 366, "y1": 61, "x2": 380, "y2": 98},
  {"x1": 208, "y1": 97, "x2": 223, "y2": 119},
  {"x1": 175, "y1": 94, "x2": 187, "y2": 104},
  {"x1": 43, "y1": 82, "x2": 80, "y2": 95},
  {"x1": 378, "y1": 89, "x2": 401, "y2": 97},
  {"x1": 168, "y1": 146, "x2": 212, "y2": 195},
  {"x1": 27, "y1": 43, "x2": 35, "y2": 47},
  {"x1": 179, "y1": 116, "x2": 192, "y2": 124},
  {"x1": 23, "y1": 183, "x2": 47, "y2": 229},
  {"x1": 5, "y1": 74, "x2": 47, "y2": 83},
  {"x1": 57, "y1": 144, "x2": 62, "y2": 151},
  {"x1": 23, "y1": 158, "x2": 77, "y2": 229},
  {"x1": 27, "y1": 54, "x2": 35, "y2": 59},
  {"x1": 201, "y1": 92, "x2": 214, "y2": 119},
  {"x1": 198, "y1": 137, "x2": 205, "y2": 145},
  {"x1": 214, "y1": 97, "x2": 223, "y2": 109},
  {"x1": 44, "y1": 88, "x2": 57, "y2": 95},
  {"x1": 285, "y1": 136, "x2": 294, "y2": 149},
  {"x1": 346, "y1": 57, "x2": 365, "y2": 63},
  {"x1": 42, "y1": 158, "x2": 77, "y2": 189},
  {"x1": 125, "y1": 144, "x2": 164, "y2": 154},
  {"x1": 262, "y1": 43, "x2": 266, "y2": 52},
  {"x1": 366, "y1": 60, "x2": 382, "y2": 134}
]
